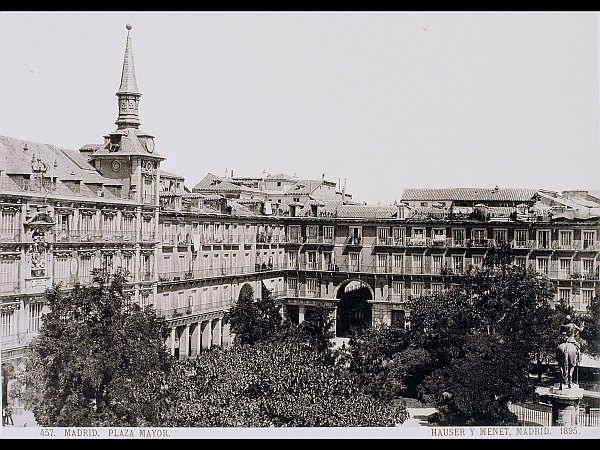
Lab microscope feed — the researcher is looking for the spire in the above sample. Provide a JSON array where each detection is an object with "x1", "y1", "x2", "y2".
[
  {"x1": 115, "y1": 24, "x2": 141, "y2": 129},
  {"x1": 117, "y1": 24, "x2": 139, "y2": 95}
]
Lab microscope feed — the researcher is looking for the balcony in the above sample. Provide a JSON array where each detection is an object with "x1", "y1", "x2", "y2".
[
  {"x1": 285, "y1": 235, "x2": 303, "y2": 244},
  {"x1": 0, "y1": 281, "x2": 19, "y2": 294},
  {"x1": 53, "y1": 230, "x2": 141, "y2": 244},
  {"x1": 157, "y1": 300, "x2": 232, "y2": 320},
  {"x1": 0, "y1": 228, "x2": 21, "y2": 243},
  {"x1": 511, "y1": 240, "x2": 535, "y2": 250},
  {"x1": 321, "y1": 236, "x2": 335, "y2": 245},
  {"x1": 256, "y1": 233, "x2": 275, "y2": 244},
  {"x1": 346, "y1": 236, "x2": 363, "y2": 246},
  {"x1": 469, "y1": 239, "x2": 490, "y2": 248},
  {"x1": 581, "y1": 241, "x2": 600, "y2": 251},
  {"x1": 408, "y1": 237, "x2": 428, "y2": 247},
  {"x1": 303, "y1": 235, "x2": 319, "y2": 245},
  {"x1": 304, "y1": 262, "x2": 320, "y2": 271},
  {"x1": 387, "y1": 294, "x2": 407, "y2": 304},
  {"x1": 431, "y1": 236, "x2": 447, "y2": 246},
  {"x1": 157, "y1": 264, "x2": 287, "y2": 282},
  {"x1": 375, "y1": 237, "x2": 395, "y2": 246}
]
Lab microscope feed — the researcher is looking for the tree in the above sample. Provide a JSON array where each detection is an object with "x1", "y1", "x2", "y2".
[
  {"x1": 419, "y1": 334, "x2": 531, "y2": 426},
  {"x1": 580, "y1": 290, "x2": 600, "y2": 357},
  {"x1": 162, "y1": 341, "x2": 408, "y2": 427},
  {"x1": 346, "y1": 325, "x2": 411, "y2": 399},
  {"x1": 226, "y1": 288, "x2": 284, "y2": 346},
  {"x1": 406, "y1": 245, "x2": 557, "y2": 425},
  {"x1": 21, "y1": 270, "x2": 172, "y2": 427},
  {"x1": 297, "y1": 306, "x2": 335, "y2": 354}
]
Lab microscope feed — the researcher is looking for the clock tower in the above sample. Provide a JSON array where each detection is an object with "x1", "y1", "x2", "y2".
[{"x1": 87, "y1": 24, "x2": 164, "y2": 205}]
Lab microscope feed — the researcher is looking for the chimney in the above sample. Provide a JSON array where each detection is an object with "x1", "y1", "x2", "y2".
[{"x1": 342, "y1": 178, "x2": 347, "y2": 203}]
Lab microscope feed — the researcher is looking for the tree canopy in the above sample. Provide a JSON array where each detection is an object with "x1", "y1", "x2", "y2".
[
  {"x1": 162, "y1": 341, "x2": 408, "y2": 427},
  {"x1": 22, "y1": 270, "x2": 172, "y2": 427}
]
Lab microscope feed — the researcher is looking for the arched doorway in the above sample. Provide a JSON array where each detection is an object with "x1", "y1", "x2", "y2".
[
  {"x1": 238, "y1": 283, "x2": 254, "y2": 302},
  {"x1": 336, "y1": 280, "x2": 373, "y2": 337}
]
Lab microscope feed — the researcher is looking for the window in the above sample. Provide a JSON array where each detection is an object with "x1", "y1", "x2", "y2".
[
  {"x1": 537, "y1": 257, "x2": 549, "y2": 275},
  {"x1": 582, "y1": 259, "x2": 595, "y2": 278},
  {"x1": 377, "y1": 254, "x2": 388, "y2": 273},
  {"x1": 1, "y1": 309, "x2": 14, "y2": 337},
  {"x1": 28, "y1": 302, "x2": 43, "y2": 333},
  {"x1": 392, "y1": 254, "x2": 404, "y2": 273},
  {"x1": 452, "y1": 255, "x2": 464, "y2": 274},
  {"x1": 432, "y1": 255, "x2": 444, "y2": 273},
  {"x1": 452, "y1": 228, "x2": 465, "y2": 246},
  {"x1": 162, "y1": 222, "x2": 172, "y2": 245},
  {"x1": 143, "y1": 177, "x2": 154, "y2": 204},
  {"x1": 0, "y1": 259, "x2": 18, "y2": 294},
  {"x1": 559, "y1": 230, "x2": 573, "y2": 249},
  {"x1": 537, "y1": 230, "x2": 551, "y2": 249},
  {"x1": 514, "y1": 256, "x2": 527, "y2": 268},
  {"x1": 493, "y1": 229, "x2": 507, "y2": 245},
  {"x1": 323, "y1": 226, "x2": 334, "y2": 242},
  {"x1": 349, "y1": 252, "x2": 360, "y2": 272},
  {"x1": 391, "y1": 281, "x2": 404, "y2": 301},
  {"x1": 56, "y1": 213, "x2": 70, "y2": 241},
  {"x1": 79, "y1": 213, "x2": 95, "y2": 240},
  {"x1": 411, "y1": 283, "x2": 424, "y2": 298},
  {"x1": 287, "y1": 278, "x2": 298, "y2": 293},
  {"x1": 392, "y1": 227, "x2": 405, "y2": 244},
  {"x1": 412, "y1": 254, "x2": 423, "y2": 274},
  {"x1": 431, "y1": 283, "x2": 444, "y2": 294},
  {"x1": 288, "y1": 225, "x2": 301, "y2": 243},
  {"x1": 349, "y1": 226, "x2": 362, "y2": 244},
  {"x1": 287, "y1": 251, "x2": 298, "y2": 269},
  {"x1": 582, "y1": 289, "x2": 594, "y2": 309},
  {"x1": 0, "y1": 210, "x2": 17, "y2": 236},
  {"x1": 123, "y1": 215, "x2": 135, "y2": 240},
  {"x1": 472, "y1": 255, "x2": 484, "y2": 269},
  {"x1": 514, "y1": 229, "x2": 527, "y2": 248},
  {"x1": 582, "y1": 231, "x2": 596, "y2": 250},
  {"x1": 411, "y1": 228, "x2": 425, "y2": 244},
  {"x1": 306, "y1": 252, "x2": 318, "y2": 270},
  {"x1": 142, "y1": 217, "x2": 153, "y2": 241},
  {"x1": 471, "y1": 229, "x2": 487, "y2": 246},
  {"x1": 306, "y1": 225, "x2": 318, "y2": 243},
  {"x1": 323, "y1": 252, "x2": 333, "y2": 270},
  {"x1": 559, "y1": 258, "x2": 571, "y2": 278},
  {"x1": 377, "y1": 227, "x2": 390, "y2": 244},
  {"x1": 306, "y1": 278, "x2": 318, "y2": 296},
  {"x1": 432, "y1": 228, "x2": 446, "y2": 245},
  {"x1": 559, "y1": 288, "x2": 571, "y2": 305}
]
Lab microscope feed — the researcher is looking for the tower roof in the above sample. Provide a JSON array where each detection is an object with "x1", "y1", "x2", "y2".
[{"x1": 116, "y1": 24, "x2": 140, "y2": 96}]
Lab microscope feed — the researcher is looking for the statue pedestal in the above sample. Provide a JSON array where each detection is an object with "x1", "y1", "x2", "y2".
[{"x1": 547, "y1": 384, "x2": 584, "y2": 426}]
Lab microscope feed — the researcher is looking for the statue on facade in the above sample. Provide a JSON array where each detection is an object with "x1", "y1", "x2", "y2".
[
  {"x1": 556, "y1": 315, "x2": 584, "y2": 389},
  {"x1": 30, "y1": 227, "x2": 46, "y2": 277}
]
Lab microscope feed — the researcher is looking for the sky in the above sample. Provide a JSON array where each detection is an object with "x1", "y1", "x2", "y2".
[{"x1": 0, "y1": 11, "x2": 598, "y2": 205}]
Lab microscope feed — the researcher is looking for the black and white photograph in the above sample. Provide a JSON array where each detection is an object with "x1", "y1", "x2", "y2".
[{"x1": 0, "y1": 10, "x2": 599, "y2": 439}]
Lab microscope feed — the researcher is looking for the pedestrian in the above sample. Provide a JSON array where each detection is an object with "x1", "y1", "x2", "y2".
[{"x1": 5, "y1": 405, "x2": 14, "y2": 426}]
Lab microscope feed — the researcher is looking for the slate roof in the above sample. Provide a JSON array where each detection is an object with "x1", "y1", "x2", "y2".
[
  {"x1": 401, "y1": 188, "x2": 538, "y2": 202},
  {"x1": 193, "y1": 173, "x2": 260, "y2": 193},
  {"x1": 0, "y1": 135, "x2": 133, "y2": 202},
  {"x1": 337, "y1": 205, "x2": 398, "y2": 219}
]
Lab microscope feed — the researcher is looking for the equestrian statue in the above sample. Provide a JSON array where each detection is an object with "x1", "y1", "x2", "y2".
[{"x1": 556, "y1": 315, "x2": 584, "y2": 389}]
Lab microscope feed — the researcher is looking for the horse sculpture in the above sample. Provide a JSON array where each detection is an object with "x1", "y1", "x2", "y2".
[{"x1": 556, "y1": 341, "x2": 579, "y2": 389}]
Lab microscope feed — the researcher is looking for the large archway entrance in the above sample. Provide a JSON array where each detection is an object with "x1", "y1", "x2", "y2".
[{"x1": 336, "y1": 280, "x2": 372, "y2": 337}]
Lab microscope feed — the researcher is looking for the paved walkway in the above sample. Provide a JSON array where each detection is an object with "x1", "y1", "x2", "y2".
[
  {"x1": 3, "y1": 409, "x2": 37, "y2": 428},
  {"x1": 399, "y1": 407, "x2": 437, "y2": 427}
]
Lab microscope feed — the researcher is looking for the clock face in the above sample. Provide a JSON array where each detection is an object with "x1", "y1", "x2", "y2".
[
  {"x1": 145, "y1": 138, "x2": 155, "y2": 153},
  {"x1": 111, "y1": 160, "x2": 122, "y2": 172}
]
